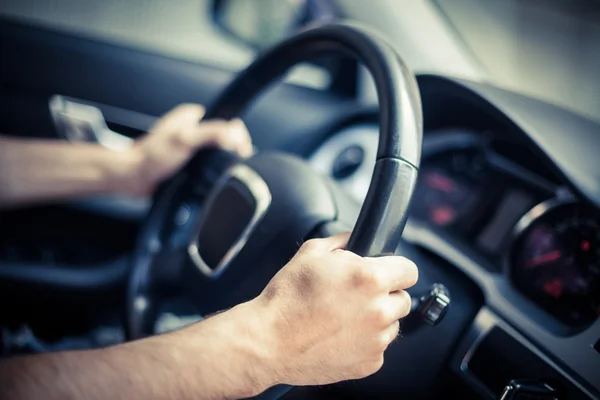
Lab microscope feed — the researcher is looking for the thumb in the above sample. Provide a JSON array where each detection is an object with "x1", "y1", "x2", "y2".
[
  {"x1": 324, "y1": 231, "x2": 352, "y2": 251},
  {"x1": 196, "y1": 119, "x2": 253, "y2": 157},
  {"x1": 300, "y1": 232, "x2": 351, "y2": 254}
]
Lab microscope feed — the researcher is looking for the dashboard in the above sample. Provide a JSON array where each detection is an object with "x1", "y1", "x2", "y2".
[
  {"x1": 3, "y1": 119, "x2": 596, "y2": 398},
  {"x1": 309, "y1": 124, "x2": 600, "y2": 398}
]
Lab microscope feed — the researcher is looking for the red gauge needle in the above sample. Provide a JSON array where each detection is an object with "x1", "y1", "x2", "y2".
[{"x1": 526, "y1": 250, "x2": 563, "y2": 268}]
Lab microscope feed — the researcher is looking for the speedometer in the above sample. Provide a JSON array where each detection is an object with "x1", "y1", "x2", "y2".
[{"x1": 509, "y1": 199, "x2": 600, "y2": 327}]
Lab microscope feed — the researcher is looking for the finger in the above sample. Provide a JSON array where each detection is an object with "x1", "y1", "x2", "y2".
[
  {"x1": 166, "y1": 119, "x2": 224, "y2": 149},
  {"x1": 156, "y1": 104, "x2": 206, "y2": 133},
  {"x1": 382, "y1": 320, "x2": 401, "y2": 346},
  {"x1": 387, "y1": 290, "x2": 412, "y2": 322},
  {"x1": 191, "y1": 119, "x2": 236, "y2": 147},
  {"x1": 323, "y1": 231, "x2": 352, "y2": 252},
  {"x1": 196, "y1": 120, "x2": 252, "y2": 156},
  {"x1": 230, "y1": 119, "x2": 253, "y2": 158},
  {"x1": 173, "y1": 103, "x2": 206, "y2": 122},
  {"x1": 297, "y1": 232, "x2": 351, "y2": 255},
  {"x1": 367, "y1": 256, "x2": 418, "y2": 291}
]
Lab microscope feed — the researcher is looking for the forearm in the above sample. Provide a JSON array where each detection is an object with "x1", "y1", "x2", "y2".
[
  {"x1": 0, "y1": 135, "x2": 140, "y2": 208},
  {"x1": 0, "y1": 302, "x2": 277, "y2": 400}
]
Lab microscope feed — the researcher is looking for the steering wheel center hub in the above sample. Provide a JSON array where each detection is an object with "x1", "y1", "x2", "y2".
[
  {"x1": 180, "y1": 152, "x2": 339, "y2": 314},
  {"x1": 188, "y1": 164, "x2": 271, "y2": 279}
]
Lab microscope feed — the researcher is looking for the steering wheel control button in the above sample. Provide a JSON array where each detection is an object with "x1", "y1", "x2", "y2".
[
  {"x1": 331, "y1": 145, "x2": 365, "y2": 180},
  {"x1": 418, "y1": 283, "x2": 451, "y2": 326},
  {"x1": 188, "y1": 164, "x2": 271, "y2": 279}
]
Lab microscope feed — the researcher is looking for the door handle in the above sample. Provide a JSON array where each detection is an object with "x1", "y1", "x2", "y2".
[{"x1": 49, "y1": 94, "x2": 134, "y2": 151}]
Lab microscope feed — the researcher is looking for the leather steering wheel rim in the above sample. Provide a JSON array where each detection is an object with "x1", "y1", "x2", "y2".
[
  {"x1": 198, "y1": 21, "x2": 422, "y2": 256},
  {"x1": 127, "y1": 22, "x2": 422, "y2": 341}
]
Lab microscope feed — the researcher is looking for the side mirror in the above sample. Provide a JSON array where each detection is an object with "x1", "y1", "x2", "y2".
[{"x1": 211, "y1": 0, "x2": 335, "y2": 51}]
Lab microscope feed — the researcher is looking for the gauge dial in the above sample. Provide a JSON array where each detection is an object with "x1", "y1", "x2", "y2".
[
  {"x1": 510, "y1": 201, "x2": 600, "y2": 327},
  {"x1": 412, "y1": 169, "x2": 479, "y2": 227}
]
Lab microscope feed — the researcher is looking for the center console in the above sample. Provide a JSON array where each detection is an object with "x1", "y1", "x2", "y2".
[{"x1": 452, "y1": 308, "x2": 594, "y2": 399}]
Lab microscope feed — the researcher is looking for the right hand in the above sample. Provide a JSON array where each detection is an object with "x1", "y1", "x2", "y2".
[{"x1": 254, "y1": 232, "x2": 419, "y2": 386}]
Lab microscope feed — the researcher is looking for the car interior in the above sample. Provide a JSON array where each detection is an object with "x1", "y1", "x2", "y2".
[{"x1": 1, "y1": 1, "x2": 599, "y2": 399}]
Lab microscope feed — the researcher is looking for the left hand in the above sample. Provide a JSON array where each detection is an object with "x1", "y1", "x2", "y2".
[{"x1": 128, "y1": 103, "x2": 252, "y2": 195}]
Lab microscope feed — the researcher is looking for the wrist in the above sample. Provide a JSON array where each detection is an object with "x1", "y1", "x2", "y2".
[
  {"x1": 246, "y1": 300, "x2": 287, "y2": 392},
  {"x1": 177, "y1": 301, "x2": 280, "y2": 399},
  {"x1": 103, "y1": 146, "x2": 146, "y2": 196},
  {"x1": 221, "y1": 301, "x2": 281, "y2": 396}
]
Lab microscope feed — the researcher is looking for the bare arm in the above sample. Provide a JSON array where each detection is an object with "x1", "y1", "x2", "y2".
[
  {"x1": 0, "y1": 104, "x2": 252, "y2": 209},
  {"x1": 0, "y1": 234, "x2": 419, "y2": 400},
  {"x1": 0, "y1": 302, "x2": 275, "y2": 400},
  {"x1": 0, "y1": 135, "x2": 138, "y2": 208}
]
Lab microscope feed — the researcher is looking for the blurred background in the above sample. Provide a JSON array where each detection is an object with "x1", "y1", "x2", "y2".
[{"x1": 1, "y1": 0, "x2": 599, "y2": 123}]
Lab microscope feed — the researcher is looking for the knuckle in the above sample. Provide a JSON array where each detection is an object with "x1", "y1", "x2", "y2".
[
  {"x1": 299, "y1": 238, "x2": 321, "y2": 253},
  {"x1": 376, "y1": 332, "x2": 391, "y2": 350},
  {"x1": 401, "y1": 258, "x2": 419, "y2": 287},
  {"x1": 232, "y1": 119, "x2": 248, "y2": 133},
  {"x1": 398, "y1": 290, "x2": 412, "y2": 319},
  {"x1": 373, "y1": 305, "x2": 392, "y2": 325},
  {"x1": 174, "y1": 128, "x2": 192, "y2": 146},
  {"x1": 371, "y1": 267, "x2": 389, "y2": 290},
  {"x1": 351, "y1": 264, "x2": 377, "y2": 289}
]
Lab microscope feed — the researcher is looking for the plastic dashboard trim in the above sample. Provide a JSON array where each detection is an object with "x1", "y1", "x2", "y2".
[{"x1": 451, "y1": 307, "x2": 597, "y2": 399}]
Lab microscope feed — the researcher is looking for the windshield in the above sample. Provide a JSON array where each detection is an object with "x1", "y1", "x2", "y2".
[
  {"x1": 434, "y1": 0, "x2": 600, "y2": 123},
  {"x1": 1, "y1": 0, "x2": 597, "y2": 122}
]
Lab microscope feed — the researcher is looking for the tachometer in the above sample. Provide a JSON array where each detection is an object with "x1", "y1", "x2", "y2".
[{"x1": 509, "y1": 199, "x2": 600, "y2": 327}]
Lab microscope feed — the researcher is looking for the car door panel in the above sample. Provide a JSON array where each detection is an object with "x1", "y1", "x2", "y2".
[{"x1": 0, "y1": 18, "x2": 365, "y2": 155}]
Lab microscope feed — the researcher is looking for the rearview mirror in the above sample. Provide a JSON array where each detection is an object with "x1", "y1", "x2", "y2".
[{"x1": 211, "y1": 0, "x2": 336, "y2": 50}]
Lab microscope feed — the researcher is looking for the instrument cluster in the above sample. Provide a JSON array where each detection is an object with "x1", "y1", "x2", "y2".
[
  {"x1": 309, "y1": 125, "x2": 600, "y2": 331},
  {"x1": 412, "y1": 134, "x2": 600, "y2": 330},
  {"x1": 509, "y1": 200, "x2": 600, "y2": 327}
]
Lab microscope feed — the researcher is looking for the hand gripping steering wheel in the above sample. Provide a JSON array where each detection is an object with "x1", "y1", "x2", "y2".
[{"x1": 127, "y1": 22, "x2": 424, "y2": 381}]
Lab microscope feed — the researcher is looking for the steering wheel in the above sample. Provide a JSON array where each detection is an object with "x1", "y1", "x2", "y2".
[{"x1": 127, "y1": 21, "x2": 422, "y2": 354}]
